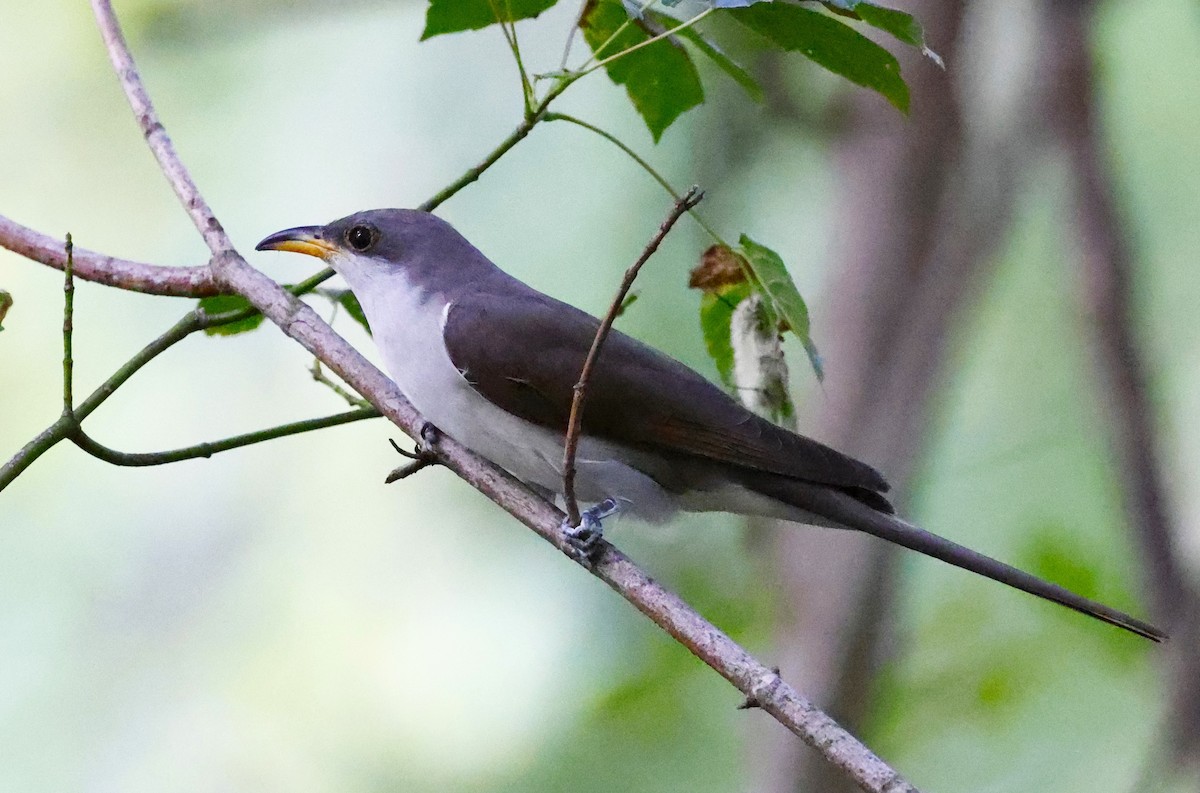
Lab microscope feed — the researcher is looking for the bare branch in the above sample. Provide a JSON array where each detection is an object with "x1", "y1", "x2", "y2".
[
  {"x1": 559, "y1": 0, "x2": 589, "y2": 70},
  {"x1": 0, "y1": 214, "x2": 219, "y2": 297},
  {"x1": 560, "y1": 187, "x2": 704, "y2": 526}
]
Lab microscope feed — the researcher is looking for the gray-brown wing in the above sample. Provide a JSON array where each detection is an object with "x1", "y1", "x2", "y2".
[{"x1": 443, "y1": 292, "x2": 890, "y2": 496}]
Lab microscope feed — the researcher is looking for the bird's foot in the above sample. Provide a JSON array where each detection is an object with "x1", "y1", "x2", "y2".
[
  {"x1": 561, "y1": 498, "x2": 619, "y2": 561},
  {"x1": 385, "y1": 423, "x2": 441, "y2": 484}
]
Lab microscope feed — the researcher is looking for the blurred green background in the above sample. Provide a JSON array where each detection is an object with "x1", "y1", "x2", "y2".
[{"x1": 2, "y1": 1, "x2": 1198, "y2": 791}]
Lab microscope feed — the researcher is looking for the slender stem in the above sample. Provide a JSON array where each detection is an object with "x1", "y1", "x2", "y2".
[
  {"x1": 76, "y1": 315, "x2": 201, "y2": 421},
  {"x1": 578, "y1": 0, "x2": 656, "y2": 69},
  {"x1": 61, "y1": 234, "x2": 75, "y2": 415},
  {"x1": 559, "y1": 0, "x2": 589, "y2": 70},
  {"x1": 580, "y1": 7, "x2": 716, "y2": 78},
  {"x1": 546, "y1": 113, "x2": 724, "y2": 243},
  {"x1": 489, "y1": 0, "x2": 534, "y2": 115},
  {"x1": 561, "y1": 187, "x2": 704, "y2": 525},
  {"x1": 417, "y1": 77, "x2": 575, "y2": 212},
  {"x1": 69, "y1": 407, "x2": 378, "y2": 466},
  {"x1": 310, "y1": 359, "x2": 371, "y2": 408}
]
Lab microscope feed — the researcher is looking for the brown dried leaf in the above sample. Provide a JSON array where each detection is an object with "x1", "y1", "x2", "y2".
[{"x1": 688, "y1": 245, "x2": 748, "y2": 291}]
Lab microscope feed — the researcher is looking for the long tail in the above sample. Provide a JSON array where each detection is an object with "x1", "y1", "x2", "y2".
[{"x1": 771, "y1": 480, "x2": 1167, "y2": 642}]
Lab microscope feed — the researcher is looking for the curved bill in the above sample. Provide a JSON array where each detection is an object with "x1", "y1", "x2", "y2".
[{"x1": 255, "y1": 225, "x2": 337, "y2": 259}]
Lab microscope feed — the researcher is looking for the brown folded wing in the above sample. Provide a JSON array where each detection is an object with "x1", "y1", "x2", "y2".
[{"x1": 443, "y1": 292, "x2": 889, "y2": 497}]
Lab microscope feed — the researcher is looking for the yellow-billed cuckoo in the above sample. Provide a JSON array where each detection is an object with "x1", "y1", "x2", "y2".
[{"x1": 257, "y1": 208, "x2": 1165, "y2": 642}]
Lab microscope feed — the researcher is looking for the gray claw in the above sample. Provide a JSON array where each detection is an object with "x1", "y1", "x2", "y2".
[{"x1": 561, "y1": 498, "x2": 619, "y2": 559}]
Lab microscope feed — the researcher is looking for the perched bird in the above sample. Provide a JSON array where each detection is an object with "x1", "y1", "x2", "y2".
[{"x1": 258, "y1": 208, "x2": 1165, "y2": 642}]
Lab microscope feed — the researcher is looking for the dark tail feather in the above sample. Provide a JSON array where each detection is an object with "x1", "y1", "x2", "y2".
[{"x1": 775, "y1": 481, "x2": 1167, "y2": 642}]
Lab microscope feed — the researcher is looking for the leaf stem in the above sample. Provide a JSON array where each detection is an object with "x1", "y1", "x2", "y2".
[
  {"x1": 558, "y1": 0, "x2": 590, "y2": 70},
  {"x1": 69, "y1": 407, "x2": 378, "y2": 467},
  {"x1": 578, "y1": 0, "x2": 657, "y2": 69},
  {"x1": 490, "y1": 0, "x2": 534, "y2": 115},
  {"x1": 310, "y1": 358, "x2": 371, "y2": 408},
  {"x1": 579, "y1": 6, "x2": 717, "y2": 78},
  {"x1": 546, "y1": 112, "x2": 724, "y2": 244}
]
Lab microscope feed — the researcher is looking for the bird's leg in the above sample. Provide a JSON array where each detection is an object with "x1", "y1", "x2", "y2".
[
  {"x1": 561, "y1": 497, "x2": 619, "y2": 559},
  {"x1": 385, "y1": 423, "x2": 441, "y2": 484}
]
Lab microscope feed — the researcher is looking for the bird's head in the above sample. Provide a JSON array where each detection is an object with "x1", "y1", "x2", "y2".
[{"x1": 256, "y1": 208, "x2": 493, "y2": 296}]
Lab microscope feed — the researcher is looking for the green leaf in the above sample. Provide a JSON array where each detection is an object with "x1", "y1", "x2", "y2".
[
  {"x1": 851, "y1": 3, "x2": 921, "y2": 46},
  {"x1": 730, "y1": 3, "x2": 909, "y2": 113},
  {"x1": 421, "y1": 0, "x2": 559, "y2": 40},
  {"x1": 839, "y1": 2, "x2": 944, "y2": 67},
  {"x1": 581, "y1": 0, "x2": 705, "y2": 141},
  {"x1": 668, "y1": 22, "x2": 764, "y2": 102},
  {"x1": 0, "y1": 289, "x2": 11, "y2": 332},
  {"x1": 736, "y1": 235, "x2": 823, "y2": 381},
  {"x1": 197, "y1": 294, "x2": 265, "y2": 337},
  {"x1": 699, "y1": 282, "x2": 752, "y2": 388}
]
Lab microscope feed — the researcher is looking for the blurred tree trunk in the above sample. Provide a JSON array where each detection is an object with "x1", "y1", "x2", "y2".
[
  {"x1": 1044, "y1": 0, "x2": 1200, "y2": 777},
  {"x1": 753, "y1": 2, "x2": 1047, "y2": 790}
]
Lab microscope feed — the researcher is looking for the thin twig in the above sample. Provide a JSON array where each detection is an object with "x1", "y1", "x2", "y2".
[
  {"x1": 2, "y1": 64, "x2": 566, "y2": 489},
  {"x1": 546, "y1": 112, "x2": 723, "y2": 243},
  {"x1": 68, "y1": 407, "x2": 378, "y2": 466},
  {"x1": 385, "y1": 426, "x2": 441, "y2": 483},
  {"x1": 61, "y1": 234, "x2": 75, "y2": 415},
  {"x1": 561, "y1": 187, "x2": 704, "y2": 526},
  {"x1": 415, "y1": 93, "x2": 558, "y2": 213},
  {"x1": 310, "y1": 359, "x2": 371, "y2": 408},
  {"x1": 559, "y1": 0, "x2": 589, "y2": 70},
  {"x1": 385, "y1": 457, "x2": 437, "y2": 483},
  {"x1": 488, "y1": 0, "x2": 533, "y2": 116}
]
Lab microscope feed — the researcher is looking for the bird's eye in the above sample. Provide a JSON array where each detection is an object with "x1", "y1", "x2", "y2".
[{"x1": 345, "y1": 224, "x2": 376, "y2": 252}]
